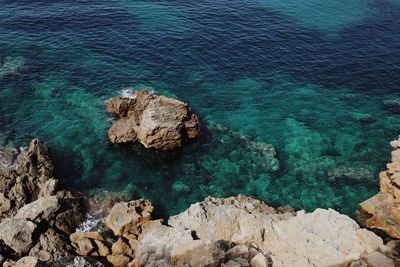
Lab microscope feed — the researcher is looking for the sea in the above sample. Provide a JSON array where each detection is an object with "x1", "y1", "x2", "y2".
[{"x1": 1, "y1": 0, "x2": 400, "y2": 217}]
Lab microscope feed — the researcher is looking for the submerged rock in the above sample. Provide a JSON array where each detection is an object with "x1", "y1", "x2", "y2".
[
  {"x1": 106, "y1": 90, "x2": 201, "y2": 150},
  {"x1": 358, "y1": 138, "x2": 400, "y2": 239},
  {"x1": 382, "y1": 99, "x2": 400, "y2": 114}
]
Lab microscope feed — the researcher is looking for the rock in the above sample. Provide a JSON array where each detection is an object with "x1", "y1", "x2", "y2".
[
  {"x1": 112, "y1": 238, "x2": 133, "y2": 257},
  {"x1": 54, "y1": 190, "x2": 84, "y2": 234},
  {"x1": 0, "y1": 218, "x2": 36, "y2": 254},
  {"x1": 358, "y1": 138, "x2": 400, "y2": 238},
  {"x1": 107, "y1": 96, "x2": 136, "y2": 118},
  {"x1": 29, "y1": 228, "x2": 72, "y2": 263},
  {"x1": 327, "y1": 165, "x2": 375, "y2": 184},
  {"x1": 38, "y1": 178, "x2": 58, "y2": 198},
  {"x1": 0, "y1": 145, "x2": 24, "y2": 175},
  {"x1": 250, "y1": 253, "x2": 269, "y2": 267},
  {"x1": 135, "y1": 224, "x2": 227, "y2": 267},
  {"x1": 75, "y1": 237, "x2": 95, "y2": 256},
  {"x1": 382, "y1": 99, "x2": 400, "y2": 114},
  {"x1": 365, "y1": 251, "x2": 394, "y2": 267},
  {"x1": 225, "y1": 245, "x2": 252, "y2": 261},
  {"x1": 15, "y1": 195, "x2": 60, "y2": 222},
  {"x1": 149, "y1": 195, "x2": 390, "y2": 267},
  {"x1": 70, "y1": 232, "x2": 105, "y2": 256},
  {"x1": 106, "y1": 90, "x2": 201, "y2": 150},
  {"x1": 14, "y1": 256, "x2": 42, "y2": 267},
  {"x1": 94, "y1": 240, "x2": 110, "y2": 257},
  {"x1": 0, "y1": 139, "x2": 58, "y2": 216},
  {"x1": 0, "y1": 192, "x2": 11, "y2": 214},
  {"x1": 17, "y1": 138, "x2": 54, "y2": 179},
  {"x1": 2, "y1": 259, "x2": 16, "y2": 267},
  {"x1": 106, "y1": 254, "x2": 131, "y2": 267},
  {"x1": 351, "y1": 112, "x2": 376, "y2": 124},
  {"x1": 168, "y1": 195, "x2": 289, "y2": 243},
  {"x1": 264, "y1": 209, "x2": 385, "y2": 266},
  {"x1": 105, "y1": 199, "x2": 153, "y2": 239},
  {"x1": 70, "y1": 232, "x2": 105, "y2": 243},
  {"x1": 170, "y1": 239, "x2": 226, "y2": 267}
]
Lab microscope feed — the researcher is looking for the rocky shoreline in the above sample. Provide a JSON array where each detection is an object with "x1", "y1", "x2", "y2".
[
  {"x1": 0, "y1": 137, "x2": 400, "y2": 266},
  {"x1": 0, "y1": 92, "x2": 399, "y2": 266}
]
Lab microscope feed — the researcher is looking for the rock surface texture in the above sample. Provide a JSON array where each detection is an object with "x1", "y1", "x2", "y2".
[
  {"x1": 358, "y1": 138, "x2": 400, "y2": 239},
  {"x1": 68, "y1": 195, "x2": 398, "y2": 267},
  {"x1": 136, "y1": 195, "x2": 396, "y2": 267},
  {"x1": 106, "y1": 90, "x2": 201, "y2": 150}
]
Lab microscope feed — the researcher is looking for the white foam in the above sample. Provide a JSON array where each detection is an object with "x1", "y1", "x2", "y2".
[
  {"x1": 120, "y1": 88, "x2": 137, "y2": 99},
  {"x1": 76, "y1": 213, "x2": 103, "y2": 232}
]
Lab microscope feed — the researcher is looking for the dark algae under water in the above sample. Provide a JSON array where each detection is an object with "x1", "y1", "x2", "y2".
[{"x1": 1, "y1": 0, "x2": 400, "y2": 217}]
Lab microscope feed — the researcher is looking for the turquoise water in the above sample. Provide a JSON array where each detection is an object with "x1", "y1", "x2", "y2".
[{"x1": 1, "y1": 0, "x2": 400, "y2": 216}]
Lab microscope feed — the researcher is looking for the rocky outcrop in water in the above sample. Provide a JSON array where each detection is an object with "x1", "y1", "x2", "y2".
[
  {"x1": 358, "y1": 138, "x2": 400, "y2": 239},
  {"x1": 106, "y1": 90, "x2": 201, "y2": 150},
  {"x1": 0, "y1": 139, "x2": 83, "y2": 265}
]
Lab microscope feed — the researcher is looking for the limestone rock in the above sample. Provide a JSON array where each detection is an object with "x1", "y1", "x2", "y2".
[
  {"x1": 358, "y1": 138, "x2": 400, "y2": 238},
  {"x1": 250, "y1": 253, "x2": 269, "y2": 267},
  {"x1": 14, "y1": 256, "x2": 42, "y2": 267},
  {"x1": 105, "y1": 199, "x2": 153, "y2": 239},
  {"x1": 112, "y1": 238, "x2": 133, "y2": 257},
  {"x1": 28, "y1": 228, "x2": 72, "y2": 263},
  {"x1": 70, "y1": 232, "x2": 106, "y2": 256},
  {"x1": 106, "y1": 90, "x2": 201, "y2": 150},
  {"x1": 107, "y1": 96, "x2": 136, "y2": 118},
  {"x1": 365, "y1": 251, "x2": 395, "y2": 267},
  {"x1": 168, "y1": 195, "x2": 289, "y2": 243},
  {"x1": 264, "y1": 209, "x2": 385, "y2": 266},
  {"x1": 0, "y1": 192, "x2": 11, "y2": 214},
  {"x1": 0, "y1": 139, "x2": 58, "y2": 216},
  {"x1": 54, "y1": 190, "x2": 84, "y2": 235},
  {"x1": 144, "y1": 195, "x2": 390, "y2": 267},
  {"x1": 17, "y1": 138, "x2": 54, "y2": 179},
  {"x1": 94, "y1": 240, "x2": 110, "y2": 257},
  {"x1": 134, "y1": 225, "x2": 185, "y2": 264},
  {"x1": 15, "y1": 195, "x2": 60, "y2": 222},
  {"x1": 106, "y1": 254, "x2": 131, "y2": 267},
  {"x1": 170, "y1": 239, "x2": 226, "y2": 267},
  {"x1": 0, "y1": 145, "x2": 25, "y2": 175},
  {"x1": 0, "y1": 218, "x2": 36, "y2": 254}
]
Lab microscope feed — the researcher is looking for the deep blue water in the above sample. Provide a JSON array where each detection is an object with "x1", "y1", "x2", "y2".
[{"x1": 1, "y1": 0, "x2": 400, "y2": 216}]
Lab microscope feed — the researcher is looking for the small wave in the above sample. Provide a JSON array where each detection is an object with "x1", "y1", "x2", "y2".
[
  {"x1": 119, "y1": 86, "x2": 156, "y2": 99},
  {"x1": 120, "y1": 88, "x2": 138, "y2": 99},
  {"x1": 76, "y1": 213, "x2": 103, "y2": 232}
]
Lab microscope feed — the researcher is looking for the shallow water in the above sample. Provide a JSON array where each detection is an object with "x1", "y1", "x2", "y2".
[{"x1": 0, "y1": 0, "x2": 399, "y2": 217}]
